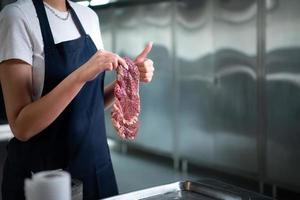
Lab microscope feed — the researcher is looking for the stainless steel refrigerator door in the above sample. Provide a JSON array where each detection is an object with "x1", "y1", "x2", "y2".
[
  {"x1": 176, "y1": 0, "x2": 258, "y2": 175},
  {"x1": 265, "y1": 0, "x2": 300, "y2": 188}
]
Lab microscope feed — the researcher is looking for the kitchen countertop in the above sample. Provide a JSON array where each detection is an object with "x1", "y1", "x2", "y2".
[{"x1": 104, "y1": 179, "x2": 272, "y2": 200}]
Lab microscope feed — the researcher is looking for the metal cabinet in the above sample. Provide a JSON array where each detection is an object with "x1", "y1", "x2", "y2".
[
  {"x1": 175, "y1": 0, "x2": 258, "y2": 175},
  {"x1": 265, "y1": 0, "x2": 300, "y2": 189}
]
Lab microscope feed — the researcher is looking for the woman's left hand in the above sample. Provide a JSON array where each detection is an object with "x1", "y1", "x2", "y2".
[{"x1": 134, "y1": 42, "x2": 155, "y2": 83}]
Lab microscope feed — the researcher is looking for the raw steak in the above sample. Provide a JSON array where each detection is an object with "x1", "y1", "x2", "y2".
[{"x1": 111, "y1": 57, "x2": 140, "y2": 140}]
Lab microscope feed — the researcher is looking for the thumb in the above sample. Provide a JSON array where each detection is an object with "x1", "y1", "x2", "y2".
[{"x1": 134, "y1": 42, "x2": 153, "y2": 64}]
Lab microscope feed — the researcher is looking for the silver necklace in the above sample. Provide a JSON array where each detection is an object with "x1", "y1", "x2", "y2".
[{"x1": 44, "y1": 3, "x2": 70, "y2": 21}]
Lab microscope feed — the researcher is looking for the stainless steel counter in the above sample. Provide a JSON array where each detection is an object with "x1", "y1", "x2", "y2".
[{"x1": 103, "y1": 180, "x2": 272, "y2": 200}]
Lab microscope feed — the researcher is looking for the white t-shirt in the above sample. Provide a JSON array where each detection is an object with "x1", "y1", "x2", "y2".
[{"x1": 0, "y1": 0, "x2": 104, "y2": 100}]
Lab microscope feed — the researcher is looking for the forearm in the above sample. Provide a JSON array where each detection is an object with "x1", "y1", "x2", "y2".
[
  {"x1": 12, "y1": 71, "x2": 85, "y2": 141},
  {"x1": 104, "y1": 80, "x2": 116, "y2": 110}
]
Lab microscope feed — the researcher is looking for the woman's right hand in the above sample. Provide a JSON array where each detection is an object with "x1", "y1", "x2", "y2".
[{"x1": 75, "y1": 50, "x2": 128, "y2": 83}]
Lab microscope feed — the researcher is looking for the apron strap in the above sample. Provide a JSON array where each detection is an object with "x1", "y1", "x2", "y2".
[
  {"x1": 32, "y1": 0, "x2": 56, "y2": 49},
  {"x1": 67, "y1": 1, "x2": 87, "y2": 37},
  {"x1": 32, "y1": 0, "x2": 87, "y2": 49}
]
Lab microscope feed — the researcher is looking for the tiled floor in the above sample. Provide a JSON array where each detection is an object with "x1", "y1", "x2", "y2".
[{"x1": 110, "y1": 151, "x2": 199, "y2": 194}]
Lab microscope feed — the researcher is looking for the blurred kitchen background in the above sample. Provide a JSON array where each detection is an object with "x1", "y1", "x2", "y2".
[{"x1": 1, "y1": 0, "x2": 300, "y2": 199}]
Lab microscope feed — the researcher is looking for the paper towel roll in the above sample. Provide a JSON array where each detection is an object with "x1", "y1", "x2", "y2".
[{"x1": 25, "y1": 170, "x2": 71, "y2": 200}]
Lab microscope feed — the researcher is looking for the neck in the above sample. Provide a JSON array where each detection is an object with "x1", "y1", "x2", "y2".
[{"x1": 43, "y1": 0, "x2": 67, "y2": 12}]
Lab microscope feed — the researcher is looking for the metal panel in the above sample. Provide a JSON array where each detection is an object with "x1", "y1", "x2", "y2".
[
  {"x1": 265, "y1": 0, "x2": 300, "y2": 188},
  {"x1": 176, "y1": 0, "x2": 258, "y2": 175},
  {"x1": 95, "y1": 9, "x2": 114, "y2": 52},
  {"x1": 100, "y1": 2, "x2": 174, "y2": 153},
  {"x1": 175, "y1": 0, "x2": 215, "y2": 166},
  {"x1": 212, "y1": 0, "x2": 258, "y2": 174}
]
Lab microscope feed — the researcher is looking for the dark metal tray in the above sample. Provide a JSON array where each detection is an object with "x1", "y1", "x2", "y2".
[{"x1": 104, "y1": 181, "x2": 247, "y2": 200}]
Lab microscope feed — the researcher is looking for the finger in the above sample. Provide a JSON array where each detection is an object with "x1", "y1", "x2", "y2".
[
  {"x1": 138, "y1": 66, "x2": 148, "y2": 73},
  {"x1": 140, "y1": 58, "x2": 154, "y2": 68},
  {"x1": 108, "y1": 54, "x2": 120, "y2": 69},
  {"x1": 141, "y1": 77, "x2": 152, "y2": 83},
  {"x1": 117, "y1": 56, "x2": 128, "y2": 70},
  {"x1": 145, "y1": 58, "x2": 154, "y2": 66},
  {"x1": 138, "y1": 65, "x2": 154, "y2": 73},
  {"x1": 106, "y1": 63, "x2": 113, "y2": 71},
  {"x1": 140, "y1": 72, "x2": 153, "y2": 79},
  {"x1": 138, "y1": 64, "x2": 155, "y2": 73},
  {"x1": 108, "y1": 56, "x2": 117, "y2": 69},
  {"x1": 137, "y1": 59, "x2": 154, "y2": 71},
  {"x1": 134, "y1": 42, "x2": 153, "y2": 64},
  {"x1": 108, "y1": 53, "x2": 128, "y2": 70}
]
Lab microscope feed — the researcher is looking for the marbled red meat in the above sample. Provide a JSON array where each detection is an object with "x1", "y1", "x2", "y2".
[{"x1": 111, "y1": 57, "x2": 140, "y2": 140}]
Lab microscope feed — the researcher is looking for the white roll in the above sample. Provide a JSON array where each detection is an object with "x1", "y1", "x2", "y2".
[{"x1": 25, "y1": 170, "x2": 71, "y2": 200}]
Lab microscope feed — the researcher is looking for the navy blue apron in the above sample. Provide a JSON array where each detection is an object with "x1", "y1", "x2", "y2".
[{"x1": 1, "y1": 0, "x2": 118, "y2": 199}]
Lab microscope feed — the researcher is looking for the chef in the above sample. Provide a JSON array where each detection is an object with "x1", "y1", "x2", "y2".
[{"x1": 0, "y1": 0, "x2": 155, "y2": 199}]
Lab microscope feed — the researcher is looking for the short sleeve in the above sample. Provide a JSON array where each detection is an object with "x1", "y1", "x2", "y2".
[
  {"x1": 0, "y1": 5, "x2": 33, "y2": 65},
  {"x1": 91, "y1": 11, "x2": 104, "y2": 50}
]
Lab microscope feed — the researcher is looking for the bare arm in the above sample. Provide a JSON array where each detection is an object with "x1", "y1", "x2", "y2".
[
  {"x1": 0, "y1": 60, "x2": 84, "y2": 141},
  {"x1": 0, "y1": 50, "x2": 127, "y2": 141}
]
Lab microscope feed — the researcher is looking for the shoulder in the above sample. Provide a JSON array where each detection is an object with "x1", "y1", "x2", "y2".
[
  {"x1": 69, "y1": 1, "x2": 99, "y2": 22},
  {"x1": 1, "y1": 3, "x2": 23, "y2": 20},
  {"x1": 0, "y1": 0, "x2": 34, "y2": 23},
  {"x1": 0, "y1": 0, "x2": 37, "y2": 65}
]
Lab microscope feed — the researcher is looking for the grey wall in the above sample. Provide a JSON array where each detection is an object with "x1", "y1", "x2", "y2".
[{"x1": 97, "y1": 0, "x2": 300, "y2": 192}]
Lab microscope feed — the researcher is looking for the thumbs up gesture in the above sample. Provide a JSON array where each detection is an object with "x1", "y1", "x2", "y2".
[{"x1": 134, "y1": 42, "x2": 155, "y2": 83}]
